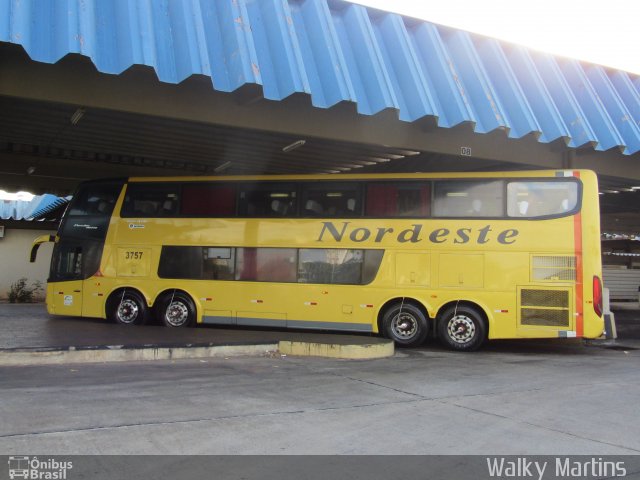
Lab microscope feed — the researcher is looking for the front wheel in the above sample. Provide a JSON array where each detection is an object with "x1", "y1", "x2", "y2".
[
  {"x1": 107, "y1": 290, "x2": 149, "y2": 325},
  {"x1": 381, "y1": 302, "x2": 429, "y2": 347},
  {"x1": 438, "y1": 305, "x2": 487, "y2": 351},
  {"x1": 157, "y1": 292, "x2": 196, "y2": 327}
]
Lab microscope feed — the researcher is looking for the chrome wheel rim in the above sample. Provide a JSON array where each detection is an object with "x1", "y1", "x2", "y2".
[
  {"x1": 391, "y1": 312, "x2": 418, "y2": 340},
  {"x1": 447, "y1": 315, "x2": 476, "y2": 344},
  {"x1": 117, "y1": 299, "x2": 139, "y2": 324},
  {"x1": 165, "y1": 301, "x2": 189, "y2": 327}
]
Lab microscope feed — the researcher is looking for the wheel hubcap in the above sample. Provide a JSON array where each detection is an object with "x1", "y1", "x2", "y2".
[
  {"x1": 117, "y1": 299, "x2": 139, "y2": 324},
  {"x1": 391, "y1": 312, "x2": 417, "y2": 339},
  {"x1": 447, "y1": 315, "x2": 476, "y2": 344},
  {"x1": 165, "y1": 301, "x2": 189, "y2": 327}
]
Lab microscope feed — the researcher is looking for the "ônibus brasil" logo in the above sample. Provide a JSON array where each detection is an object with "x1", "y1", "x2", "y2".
[
  {"x1": 316, "y1": 222, "x2": 519, "y2": 245},
  {"x1": 8, "y1": 456, "x2": 73, "y2": 480}
]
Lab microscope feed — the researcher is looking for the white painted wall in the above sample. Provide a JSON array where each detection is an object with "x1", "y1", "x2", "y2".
[{"x1": 0, "y1": 227, "x2": 55, "y2": 301}]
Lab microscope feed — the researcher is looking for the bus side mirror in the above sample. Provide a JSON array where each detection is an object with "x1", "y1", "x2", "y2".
[{"x1": 30, "y1": 234, "x2": 55, "y2": 263}]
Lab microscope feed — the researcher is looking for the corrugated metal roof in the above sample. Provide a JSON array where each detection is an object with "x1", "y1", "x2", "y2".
[
  {"x1": 29, "y1": 196, "x2": 70, "y2": 220},
  {"x1": 0, "y1": 194, "x2": 67, "y2": 220},
  {"x1": 1, "y1": 0, "x2": 639, "y2": 155}
]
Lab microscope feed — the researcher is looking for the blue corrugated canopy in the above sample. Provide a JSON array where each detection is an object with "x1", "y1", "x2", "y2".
[
  {"x1": 1, "y1": 0, "x2": 639, "y2": 155},
  {"x1": 0, "y1": 194, "x2": 67, "y2": 221}
]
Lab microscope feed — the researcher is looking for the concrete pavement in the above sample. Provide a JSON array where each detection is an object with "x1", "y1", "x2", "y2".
[
  {"x1": 1, "y1": 341, "x2": 639, "y2": 455},
  {"x1": 0, "y1": 303, "x2": 638, "y2": 455}
]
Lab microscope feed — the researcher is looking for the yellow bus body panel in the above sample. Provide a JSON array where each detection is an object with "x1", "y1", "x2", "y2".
[{"x1": 47, "y1": 170, "x2": 604, "y2": 341}]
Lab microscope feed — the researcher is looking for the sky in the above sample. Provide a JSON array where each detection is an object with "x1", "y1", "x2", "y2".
[{"x1": 354, "y1": 0, "x2": 640, "y2": 75}]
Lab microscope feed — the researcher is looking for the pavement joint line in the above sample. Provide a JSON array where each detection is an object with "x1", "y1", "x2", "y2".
[
  {"x1": 0, "y1": 398, "x2": 431, "y2": 440},
  {"x1": 7, "y1": 390, "x2": 640, "y2": 454},
  {"x1": 326, "y1": 371, "x2": 427, "y2": 400},
  {"x1": 319, "y1": 369, "x2": 640, "y2": 441},
  {"x1": 0, "y1": 338, "x2": 394, "y2": 366},
  {"x1": 439, "y1": 400, "x2": 640, "y2": 454}
]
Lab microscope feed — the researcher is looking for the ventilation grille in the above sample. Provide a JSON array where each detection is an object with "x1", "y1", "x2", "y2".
[
  {"x1": 532, "y1": 256, "x2": 576, "y2": 282},
  {"x1": 520, "y1": 289, "x2": 570, "y2": 327},
  {"x1": 522, "y1": 289, "x2": 569, "y2": 308}
]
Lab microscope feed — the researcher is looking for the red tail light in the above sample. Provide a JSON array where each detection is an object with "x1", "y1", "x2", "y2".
[{"x1": 593, "y1": 275, "x2": 603, "y2": 317}]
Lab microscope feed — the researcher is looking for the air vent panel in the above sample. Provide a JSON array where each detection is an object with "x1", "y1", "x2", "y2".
[
  {"x1": 520, "y1": 288, "x2": 571, "y2": 327},
  {"x1": 532, "y1": 255, "x2": 576, "y2": 282}
]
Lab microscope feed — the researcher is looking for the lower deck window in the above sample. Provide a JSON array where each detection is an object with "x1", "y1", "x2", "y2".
[
  {"x1": 158, "y1": 246, "x2": 384, "y2": 285},
  {"x1": 236, "y1": 248, "x2": 297, "y2": 282}
]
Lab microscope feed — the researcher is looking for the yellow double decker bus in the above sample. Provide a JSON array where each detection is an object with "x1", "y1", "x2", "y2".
[{"x1": 31, "y1": 170, "x2": 604, "y2": 350}]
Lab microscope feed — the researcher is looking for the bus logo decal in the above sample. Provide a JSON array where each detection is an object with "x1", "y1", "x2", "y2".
[
  {"x1": 129, "y1": 223, "x2": 145, "y2": 229},
  {"x1": 73, "y1": 223, "x2": 97, "y2": 230},
  {"x1": 316, "y1": 221, "x2": 519, "y2": 245}
]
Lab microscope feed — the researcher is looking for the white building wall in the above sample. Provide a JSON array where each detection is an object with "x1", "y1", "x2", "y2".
[{"x1": 0, "y1": 227, "x2": 55, "y2": 301}]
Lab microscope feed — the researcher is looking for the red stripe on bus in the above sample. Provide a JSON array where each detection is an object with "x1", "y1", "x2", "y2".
[{"x1": 573, "y1": 171, "x2": 584, "y2": 337}]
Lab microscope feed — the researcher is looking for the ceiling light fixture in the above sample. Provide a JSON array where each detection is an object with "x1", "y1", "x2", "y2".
[
  {"x1": 70, "y1": 108, "x2": 85, "y2": 125},
  {"x1": 214, "y1": 161, "x2": 232, "y2": 173},
  {"x1": 282, "y1": 140, "x2": 306, "y2": 153}
]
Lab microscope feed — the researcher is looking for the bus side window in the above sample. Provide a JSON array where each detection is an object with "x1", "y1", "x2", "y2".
[
  {"x1": 297, "y1": 249, "x2": 383, "y2": 285},
  {"x1": 158, "y1": 246, "x2": 204, "y2": 279},
  {"x1": 433, "y1": 180, "x2": 504, "y2": 217},
  {"x1": 236, "y1": 248, "x2": 297, "y2": 282},
  {"x1": 181, "y1": 184, "x2": 236, "y2": 216},
  {"x1": 68, "y1": 185, "x2": 119, "y2": 216},
  {"x1": 366, "y1": 182, "x2": 430, "y2": 217},
  {"x1": 507, "y1": 181, "x2": 579, "y2": 218},
  {"x1": 301, "y1": 182, "x2": 361, "y2": 217},
  {"x1": 122, "y1": 184, "x2": 180, "y2": 218},
  {"x1": 238, "y1": 184, "x2": 296, "y2": 217}
]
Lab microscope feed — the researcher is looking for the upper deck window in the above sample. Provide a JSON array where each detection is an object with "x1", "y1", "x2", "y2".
[
  {"x1": 507, "y1": 181, "x2": 579, "y2": 217},
  {"x1": 237, "y1": 183, "x2": 297, "y2": 217},
  {"x1": 67, "y1": 183, "x2": 121, "y2": 217},
  {"x1": 366, "y1": 182, "x2": 430, "y2": 217},
  {"x1": 121, "y1": 183, "x2": 180, "y2": 217},
  {"x1": 301, "y1": 182, "x2": 362, "y2": 217},
  {"x1": 433, "y1": 181, "x2": 504, "y2": 218},
  {"x1": 181, "y1": 184, "x2": 236, "y2": 216}
]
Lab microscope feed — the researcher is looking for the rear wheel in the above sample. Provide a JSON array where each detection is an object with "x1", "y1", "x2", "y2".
[
  {"x1": 107, "y1": 290, "x2": 149, "y2": 325},
  {"x1": 157, "y1": 292, "x2": 196, "y2": 328},
  {"x1": 381, "y1": 302, "x2": 429, "y2": 347},
  {"x1": 438, "y1": 305, "x2": 487, "y2": 351}
]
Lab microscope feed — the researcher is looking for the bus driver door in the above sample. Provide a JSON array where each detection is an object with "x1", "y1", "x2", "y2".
[
  {"x1": 30, "y1": 234, "x2": 84, "y2": 316},
  {"x1": 49, "y1": 240, "x2": 92, "y2": 316}
]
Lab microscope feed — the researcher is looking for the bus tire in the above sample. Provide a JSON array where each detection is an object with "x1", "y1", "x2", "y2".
[
  {"x1": 157, "y1": 292, "x2": 196, "y2": 328},
  {"x1": 381, "y1": 302, "x2": 429, "y2": 347},
  {"x1": 107, "y1": 290, "x2": 149, "y2": 326},
  {"x1": 438, "y1": 305, "x2": 487, "y2": 351}
]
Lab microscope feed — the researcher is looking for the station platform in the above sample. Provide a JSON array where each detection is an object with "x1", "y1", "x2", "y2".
[{"x1": 0, "y1": 304, "x2": 394, "y2": 366}]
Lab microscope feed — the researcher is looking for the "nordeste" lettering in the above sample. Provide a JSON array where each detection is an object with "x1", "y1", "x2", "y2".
[{"x1": 317, "y1": 222, "x2": 519, "y2": 245}]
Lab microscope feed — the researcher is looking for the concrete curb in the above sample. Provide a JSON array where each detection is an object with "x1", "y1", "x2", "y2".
[
  {"x1": 279, "y1": 340, "x2": 394, "y2": 359},
  {"x1": 0, "y1": 344, "x2": 279, "y2": 366},
  {"x1": 0, "y1": 339, "x2": 395, "y2": 366}
]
